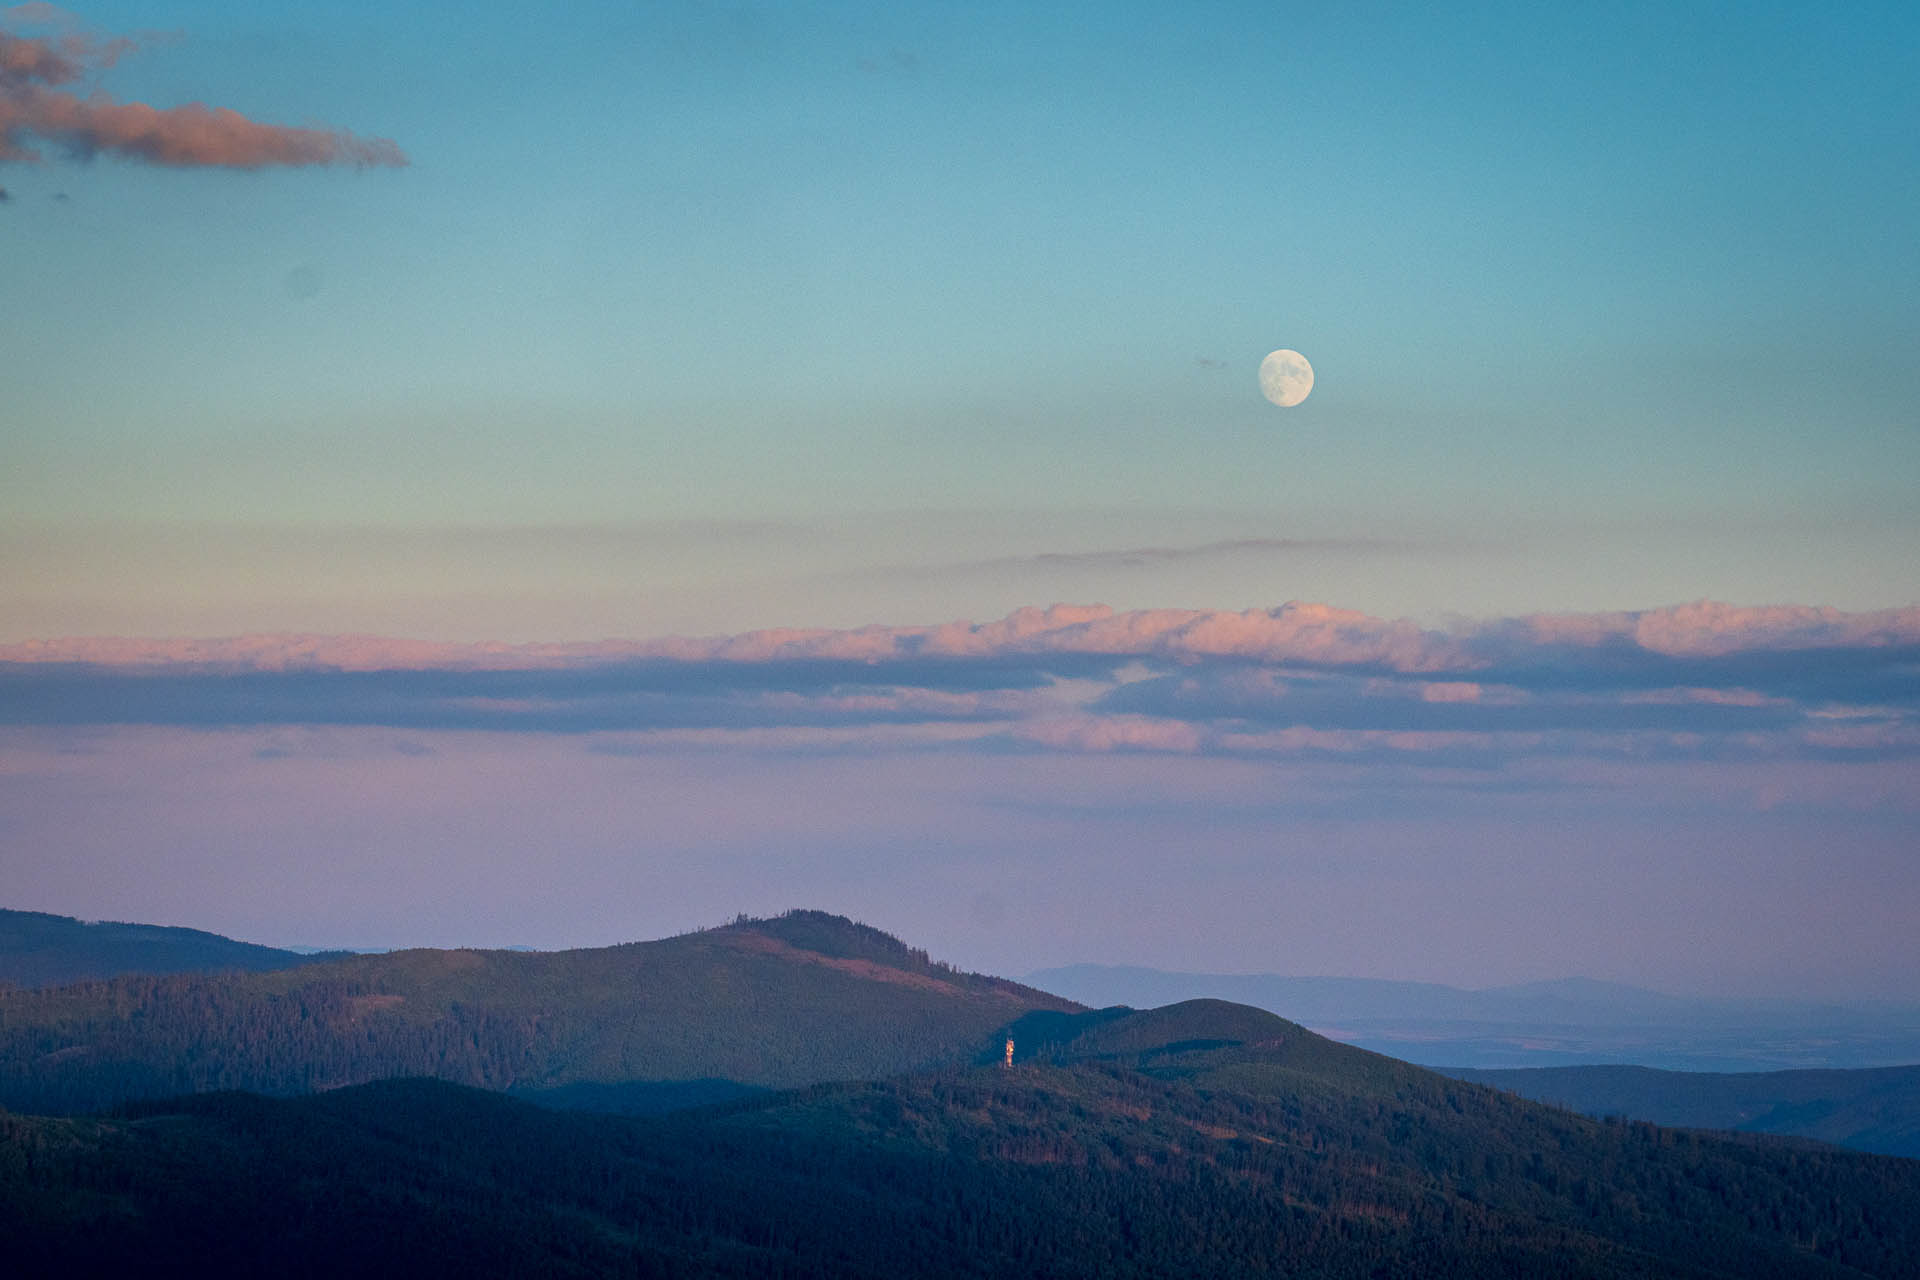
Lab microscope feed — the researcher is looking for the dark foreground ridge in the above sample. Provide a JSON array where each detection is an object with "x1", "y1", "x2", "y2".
[{"x1": 5, "y1": 1001, "x2": 1920, "y2": 1278}]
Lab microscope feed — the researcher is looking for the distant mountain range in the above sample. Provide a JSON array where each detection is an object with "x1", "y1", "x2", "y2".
[
  {"x1": 1446, "y1": 1063, "x2": 1920, "y2": 1160},
  {"x1": 0, "y1": 908, "x2": 345, "y2": 988},
  {"x1": 1027, "y1": 964, "x2": 1920, "y2": 1072}
]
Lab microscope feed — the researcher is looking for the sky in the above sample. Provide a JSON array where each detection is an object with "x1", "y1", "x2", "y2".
[{"x1": 2, "y1": 2, "x2": 1917, "y2": 999}]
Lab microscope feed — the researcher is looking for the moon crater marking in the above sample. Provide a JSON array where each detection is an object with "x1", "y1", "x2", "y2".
[{"x1": 1259, "y1": 349, "x2": 1314, "y2": 407}]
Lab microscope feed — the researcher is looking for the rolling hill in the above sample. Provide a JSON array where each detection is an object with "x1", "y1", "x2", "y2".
[{"x1": 0, "y1": 910, "x2": 1078, "y2": 1114}]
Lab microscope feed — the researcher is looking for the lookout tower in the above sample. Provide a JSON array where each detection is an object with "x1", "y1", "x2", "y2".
[{"x1": 1003, "y1": 1036, "x2": 1015, "y2": 1068}]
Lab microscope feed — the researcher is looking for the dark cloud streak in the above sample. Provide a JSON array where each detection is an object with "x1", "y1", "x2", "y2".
[
  {"x1": 922, "y1": 537, "x2": 1415, "y2": 576},
  {"x1": 0, "y1": 657, "x2": 1077, "y2": 734},
  {"x1": 1092, "y1": 673, "x2": 1812, "y2": 736}
]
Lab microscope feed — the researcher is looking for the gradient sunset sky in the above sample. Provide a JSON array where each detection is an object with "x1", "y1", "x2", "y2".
[{"x1": 3, "y1": 2, "x2": 1916, "y2": 997}]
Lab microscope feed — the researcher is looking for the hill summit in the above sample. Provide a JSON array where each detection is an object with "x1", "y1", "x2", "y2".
[
  {"x1": 0, "y1": 907, "x2": 1078, "y2": 1113},
  {"x1": 721, "y1": 909, "x2": 941, "y2": 969}
]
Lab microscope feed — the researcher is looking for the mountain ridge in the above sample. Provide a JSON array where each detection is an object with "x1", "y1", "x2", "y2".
[
  {"x1": 0, "y1": 909, "x2": 1079, "y2": 1113},
  {"x1": 0, "y1": 907, "x2": 346, "y2": 989},
  {"x1": 4, "y1": 913, "x2": 1919, "y2": 1274}
]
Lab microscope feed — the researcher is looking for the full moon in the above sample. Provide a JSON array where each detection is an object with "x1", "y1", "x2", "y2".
[{"x1": 1258, "y1": 349, "x2": 1314, "y2": 408}]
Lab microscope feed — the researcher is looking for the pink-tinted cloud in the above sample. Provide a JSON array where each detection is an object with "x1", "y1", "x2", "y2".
[
  {"x1": 1633, "y1": 602, "x2": 1920, "y2": 657},
  {"x1": 2, "y1": 600, "x2": 1915, "y2": 772},
  {"x1": 1013, "y1": 714, "x2": 1205, "y2": 754},
  {"x1": 6, "y1": 599, "x2": 1920, "y2": 675},
  {"x1": 914, "y1": 602, "x2": 1468, "y2": 671},
  {"x1": 0, "y1": 22, "x2": 405, "y2": 169},
  {"x1": 1517, "y1": 601, "x2": 1920, "y2": 657},
  {"x1": 1624, "y1": 687, "x2": 1785, "y2": 708},
  {"x1": 1420, "y1": 682, "x2": 1483, "y2": 704},
  {"x1": 1212, "y1": 726, "x2": 1515, "y2": 757}
]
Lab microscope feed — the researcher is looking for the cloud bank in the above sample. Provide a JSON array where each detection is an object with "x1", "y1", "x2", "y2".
[
  {"x1": 0, "y1": 13, "x2": 405, "y2": 168},
  {"x1": 4, "y1": 601, "x2": 1917, "y2": 768}
]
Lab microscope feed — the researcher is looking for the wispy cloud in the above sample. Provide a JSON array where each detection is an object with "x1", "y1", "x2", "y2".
[
  {"x1": 0, "y1": 11, "x2": 405, "y2": 168},
  {"x1": 4, "y1": 601, "x2": 1916, "y2": 767},
  {"x1": 925, "y1": 538, "x2": 1409, "y2": 574}
]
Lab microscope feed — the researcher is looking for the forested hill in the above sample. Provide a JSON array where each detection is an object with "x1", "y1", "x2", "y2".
[
  {"x1": 0, "y1": 909, "x2": 1079, "y2": 1113},
  {"x1": 0, "y1": 908, "x2": 339, "y2": 989},
  {"x1": 6, "y1": 1001, "x2": 1920, "y2": 1278}
]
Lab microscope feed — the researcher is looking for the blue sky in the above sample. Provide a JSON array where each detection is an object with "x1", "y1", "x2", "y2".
[
  {"x1": 5, "y1": 0, "x2": 1916, "y2": 637},
  {"x1": 2, "y1": 2, "x2": 1916, "y2": 994}
]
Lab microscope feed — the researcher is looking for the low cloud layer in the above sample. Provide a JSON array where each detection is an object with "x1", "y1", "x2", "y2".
[
  {"x1": 0, "y1": 13, "x2": 405, "y2": 168},
  {"x1": 4, "y1": 601, "x2": 1917, "y2": 771},
  {"x1": 5, "y1": 601, "x2": 1916, "y2": 995}
]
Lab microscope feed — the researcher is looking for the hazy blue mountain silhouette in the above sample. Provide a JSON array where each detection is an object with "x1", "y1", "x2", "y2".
[
  {"x1": 0, "y1": 908, "x2": 344, "y2": 989},
  {"x1": 1028, "y1": 964, "x2": 1920, "y2": 1071},
  {"x1": 1449, "y1": 1062, "x2": 1920, "y2": 1159}
]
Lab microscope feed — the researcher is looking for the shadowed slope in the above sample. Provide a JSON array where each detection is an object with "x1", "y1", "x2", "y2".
[
  {"x1": 995, "y1": 998, "x2": 1437, "y2": 1100},
  {"x1": 7, "y1": 1051, "x2": 1920, "y2": 1278}
]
